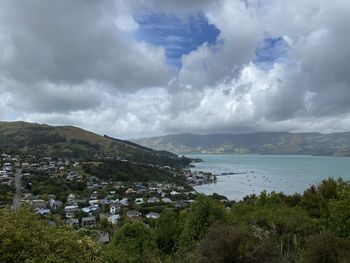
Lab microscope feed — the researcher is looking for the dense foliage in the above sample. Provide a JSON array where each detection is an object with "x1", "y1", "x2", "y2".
[
  {"x1": 0, "y1": 184, "x2": 14, "y2": 206},
  {"x1": 22, "y1": 172, "x2": 86, "y2": 202},
  {"x1": 0, "y1": 209, "x2": 102, "y2": 263},
  {"x1": 83, "y1": 160, "x2": 187, "y2": 184},
  {"x1": 104, "y1": 178, "x2": 350, "y2": 262},
  {"x1": 1, "y1": 178, "x2": 350, "y2": 262}
]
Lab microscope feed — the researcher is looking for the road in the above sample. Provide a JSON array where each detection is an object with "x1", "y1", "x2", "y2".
[{"x1": 12, "y1": 169, "x2": 22, "y2": 209}]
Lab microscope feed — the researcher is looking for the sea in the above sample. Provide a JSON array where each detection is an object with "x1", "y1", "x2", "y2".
[{"x1": 187, "y1": 154, "x2": 350, "y2": 201}]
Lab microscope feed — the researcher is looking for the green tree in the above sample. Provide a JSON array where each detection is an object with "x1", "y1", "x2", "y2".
[
  {"x1": 302, "y1": 233, "x2": 350, "y2": 263},
  {"x1": 180, "y1": 195, "x2": 226, "y2": 250},
  {"x1": 197, "y1": 223, "x2": 243, "y2": 263},
  {"x1": 324, "y1": 181, "x2": 350, "y2": 238},
  {"x1": 301, "y1": 185, "x2": 322, "y2": 217},
  {"x1": 105, "y1": 221, "x2": 159, "y2": 263},
  {"x1": 155, "y1": 209, "x2": 180, "y2": 254},
  {"x1": 0, "y1": 209, "x2": 102, "y2": 263}
]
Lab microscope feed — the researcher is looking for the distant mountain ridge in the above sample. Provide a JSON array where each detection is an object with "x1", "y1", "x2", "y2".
[
  {"x1": 133, "y1": 132, "x2": 350, "y2": 157},
  {"x1": 0, "y1": 121, "x2": 188, "y2": 166}
]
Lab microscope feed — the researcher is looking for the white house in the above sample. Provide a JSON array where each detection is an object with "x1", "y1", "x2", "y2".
[
  {"x1": 147, "y1": 197, "x2": 159, "y2": 203},
  {"x1": 120, "y1": 198, "x2": 129, "y2": 206},
  {"x1": 64, "y1": 205, "x2": 79, "y2": 218},
  {"x1": 146, "y1": 212, "x2": 160, "y2": 219},
  {"x1": 108, "y1": 214, "x2": 120, "y2": 224},
  {"x1": 135, "y1": 198, "x2": 144, "y2": 205},
  {"x1": 161, "y1": 197, "x2": 172, "y2": 203},
  {"x1": 110, "y1": 204, "x2": 120, "y2": 214}
]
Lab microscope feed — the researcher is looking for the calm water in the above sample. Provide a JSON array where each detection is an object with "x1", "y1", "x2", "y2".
[{"x1": 188, "y1": 155, "x2": 350, "y2": 201}]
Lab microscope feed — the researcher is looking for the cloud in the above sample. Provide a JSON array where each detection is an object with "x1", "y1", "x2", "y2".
[
  {"x1": 254, "y1": 0, "x2": 350, "y2": 119},
  {"x1": 178, "y1": 0, "x2": 263, "y2": 89},
  {"x1": 0, "y1": 0, "x2": 171, "y2": 113},
  {"x1": 1, "y1": 0, "x2": 350, "y2": 138}
]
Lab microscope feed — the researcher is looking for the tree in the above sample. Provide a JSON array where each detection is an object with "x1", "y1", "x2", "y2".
[
  {"x1": 180, "y1": 195, "x2": 226, "y2": 250},
  {"x1": 318, "y1": 178, "x2": 338, "y2": 200},
  {"x1": 302, "y1": 233, "x2": 350, "y2": 263},
  {"x1": 324, "y1": 181, "x2": 350, "y2": 238},
  {"x1": 0, "y1": 209, "x2": 102, "y2": 263},
  {"x1": 197, "y1": 223, "x2": 243, "y2": 263},
  {"x1": 105, "y1": 221, "x2": 159, "y2": 263},
  {"x1": 155, "y1": 210, "x2": 180, "y2": 254},
  {"x1": 301, "y1": 185, "x2": 322, "y2": 217}
]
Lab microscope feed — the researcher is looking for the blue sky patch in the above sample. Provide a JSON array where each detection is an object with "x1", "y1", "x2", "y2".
[
  {"x1": 134, "y1": 12, "x2": 220, "y2": 68},
  {"x1": 254, "y1": 37, "x2": 290, "y2": 69}
]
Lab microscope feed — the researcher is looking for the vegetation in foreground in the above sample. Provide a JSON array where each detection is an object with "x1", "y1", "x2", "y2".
[{"x1": 1, "y1": 178, "x2": 350, "y2": 262}]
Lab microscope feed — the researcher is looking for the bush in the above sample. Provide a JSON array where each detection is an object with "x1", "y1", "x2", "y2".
[{"x1": 0, "y1": 209, "x2": 102, "y2": 263}]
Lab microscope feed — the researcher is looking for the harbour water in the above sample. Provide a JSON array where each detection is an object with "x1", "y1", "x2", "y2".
[{"x1": 188, "y1": 154, "x2": 350, "y2": 201}]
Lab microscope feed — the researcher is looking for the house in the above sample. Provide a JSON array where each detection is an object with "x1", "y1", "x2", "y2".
[
  {"x1": 108, "y1": 191, "x2": 116, "y2": 196},
  {"x1": 66, "y1": 172, "x2": 81, "y2": 181},
  {"x1": 100, "y1": 198, "x2": 112, "y2": 205},
  {"x1": 21, "y1": 162, "x2": 30, "y2": 168},
  {"x1": 146, "y1": 212, "x2": 160, "y2": 219},
  {"x1": 49, "y1": 199, "x2": 62, "y2": 210},
  {"x1": 135, "y1": 198, "x2": 144, "y2": 205},
  {"x1": 82, "y1": 205, "x2": 100, "y2": 214},
  {"x1": 36, "y1": 208, "x2": 50, "y2": 215},
  {"x1": 89, "y1": 199, "x2": 99, "y2": 206},
  {"x1": 126, "y1": 210, "x2": 142, "y2": 220},
  {"x1": 31, "y1": 200, "x2": 47, "y2": 210},
  {"x1": 110, "y1": 204, "x2": 120, "y2": 214},
  {"x1": 108, "y1": 214, "x2": 120, "y2": 224},
  {"x1": 81, "y1": 216, "x2": 96, "y2": 227},
  {"x1": 175, "y1": 200, "x2": 187, "y2": 208},
  {"x1": 149, "y1": 187, "x2": 162, "y2": 194},
  {"x1": 161, "y1": 197, "x2": 172, "y2": 203},
  {"x1": 147, "y1": 197, "x2": 159, "y2": 203},
  {"x1": 120, "y1": 198, "x2": 129, "y2": 206},
  {"x1": 125, "y1": 188, "x2": 136, "y2": 194},
  {"x1": 64, "y1": 205, "x2": 79, "y2": 218},
  {"x1": 66, "y1": 218, "x2": 80, "y2": 228},
  {"x1": 114, "y1": 182, "x2": 125, "y2": 189},
  {"x1": 66, "y1": 193, "x2": 76, "y2": 204},
  {"x1": 90, "y1": 191, "x2": 99, "y2": 200}
]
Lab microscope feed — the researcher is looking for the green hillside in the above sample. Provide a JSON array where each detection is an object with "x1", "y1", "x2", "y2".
[
  {"x1": 134, "y1": 132, "x2": 350, "y2": 156},
  {"x1": 0, "y1": 121, "x2": 189, "y2": 166}
]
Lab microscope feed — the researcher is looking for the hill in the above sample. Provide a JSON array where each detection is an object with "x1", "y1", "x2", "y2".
[
  {"x1": 133, "y1": 132, "x2": 350, "y2": 156},
  {"x1": 0, "y1": 121, "x2": 189, "y2": 166}
]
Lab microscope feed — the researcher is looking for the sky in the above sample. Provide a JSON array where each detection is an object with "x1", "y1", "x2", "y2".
[{"x1": 0, "y1": 0, "x2": 350, "y2": 139}]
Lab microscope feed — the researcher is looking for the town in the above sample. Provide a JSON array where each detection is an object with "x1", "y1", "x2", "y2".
[{"x1": 0, "y1": 152, "x2": 218, "y2": 242}]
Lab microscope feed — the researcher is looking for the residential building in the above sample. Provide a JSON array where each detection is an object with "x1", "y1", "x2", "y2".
[
  {"x1": 146, "y1": 212, "x2": 160, "y2": 219},
  {"x1": 64, "y1": 205, "x2": 79, "y2": 218},
  {"x1": 147, "y1": 197, "x2": 159, "y2": 203},
  {"x1": 135, "y1": 198, "x2": 144, "y2": 205},
  {"x1": 126, "y1": 210, "x2": 142, "y2": 220},
  {"x1": 81, "y1": 216, "x2": 96, "y2": 227},
  {"x1": 108, "y1": 214, "x2": 120, "y2": 224}
]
